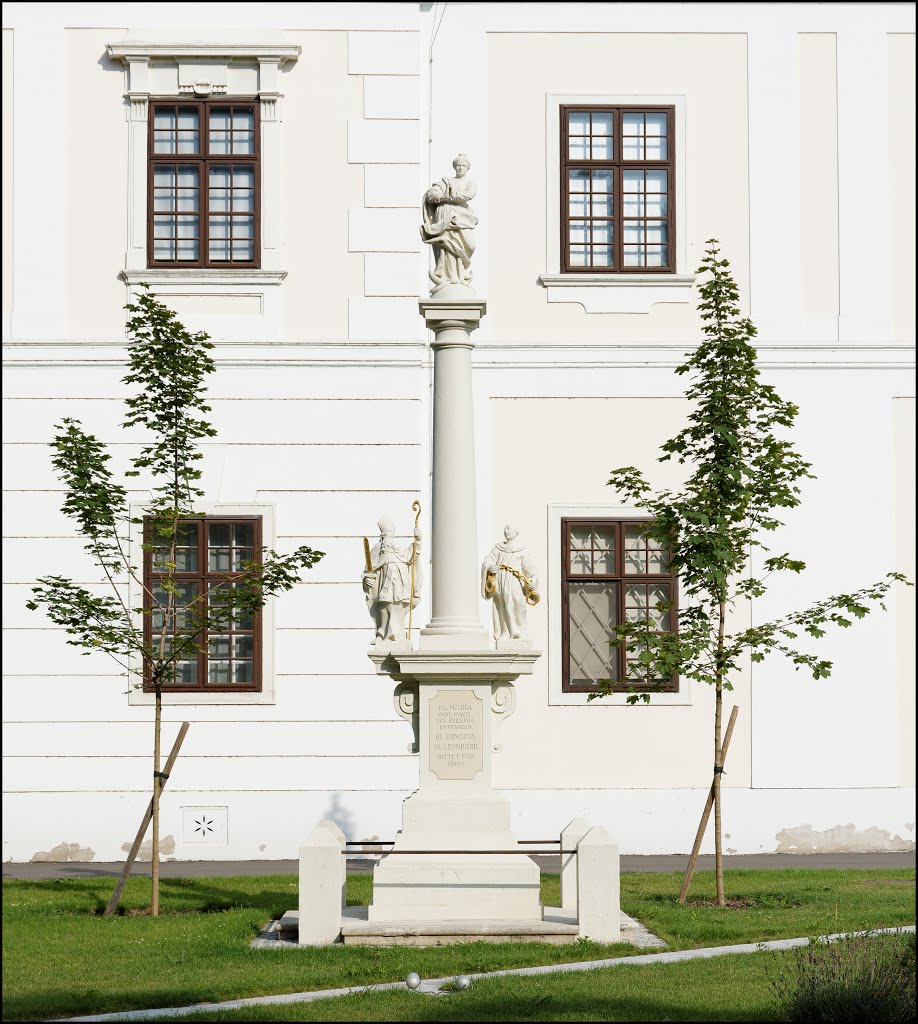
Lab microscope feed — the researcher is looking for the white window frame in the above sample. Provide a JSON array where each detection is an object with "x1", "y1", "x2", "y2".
[
  {"x1": 548, "y1": 503, "x2": 691, "y2": 706},
  {"x1": 106, "y1": 41, "x2": 299, "y2": 337},
  {"x1": 540, "y1": 94, "x2": 695, "y2": 314},
  {"x1": 127, "y1": 502, "x2": 278, "y2": 706}
]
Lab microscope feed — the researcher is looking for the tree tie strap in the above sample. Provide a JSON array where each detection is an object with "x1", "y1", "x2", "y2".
[
  {"x1": 713, "y1": 766, "x2": 725, "y2": 775},
  {"x1": 153, "y1": 771, "x2": 170, "y2": 780}
]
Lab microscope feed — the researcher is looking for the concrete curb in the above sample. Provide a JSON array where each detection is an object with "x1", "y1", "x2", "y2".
[{"x1": 56, "y1": 924, "x2": 916, "y2": 1022}]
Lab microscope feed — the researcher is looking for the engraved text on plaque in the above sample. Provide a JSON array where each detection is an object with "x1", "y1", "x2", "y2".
[{"x1": 428, "y1": 688, "x2": 484, "y2": 781}]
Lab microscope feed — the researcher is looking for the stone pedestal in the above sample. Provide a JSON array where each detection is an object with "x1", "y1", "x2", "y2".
[{"x1": 369, "y1": 648, "x2": 542, "y2": 922}]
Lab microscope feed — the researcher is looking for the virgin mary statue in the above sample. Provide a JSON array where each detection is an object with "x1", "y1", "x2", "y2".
[{"x1": 420, "y1": 153, "x2": 478, "y2": 291}]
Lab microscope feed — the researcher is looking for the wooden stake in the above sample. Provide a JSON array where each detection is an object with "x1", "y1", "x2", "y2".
[
  {"x1": 678, "y1": 705, "x2": 739, "y2": 905},
  {"x1": 103, "y1": 722, "x2": 190, "y2": 917}
]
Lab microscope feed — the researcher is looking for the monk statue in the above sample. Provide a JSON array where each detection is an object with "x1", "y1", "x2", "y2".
[
  {"x1": 420, "y1": 153, "x2": 478, "y2": 292},
  {"x1": 481, "y1": 525, "x2": 539, "y2": 645}
]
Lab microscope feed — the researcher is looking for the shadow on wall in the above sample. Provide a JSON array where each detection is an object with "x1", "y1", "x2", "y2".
[{"x1": 320, "y1": 792, "x2": 385, "y2": 856}]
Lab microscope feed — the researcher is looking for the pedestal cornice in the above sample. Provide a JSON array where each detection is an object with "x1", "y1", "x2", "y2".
[
  {"x1": 419, "y1": 296, "x2": 487, "y2": 334},
  {"x1": 370, "y1": 648, "x2": 540, "y2": 684}
]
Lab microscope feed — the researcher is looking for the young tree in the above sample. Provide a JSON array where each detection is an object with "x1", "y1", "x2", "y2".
[
  {"x1": 592, "y1": 240, "x2": 910, "y2": 906},
  {"x1": 27, "y1": 290, "x2": 323, "y2": 915}
]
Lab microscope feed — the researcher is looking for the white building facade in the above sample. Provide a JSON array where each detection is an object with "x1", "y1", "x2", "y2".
[{"x1": 2, "y1": 2, "x2": 914, "y2": 862}]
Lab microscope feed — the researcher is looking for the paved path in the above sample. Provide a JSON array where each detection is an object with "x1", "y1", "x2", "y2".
[
  {"x1": 4, "y1": 851, "x2": 914, "y2": 880},
  {"x1": 56, "y1": 925, "x2": 917, "y2": 1022}
]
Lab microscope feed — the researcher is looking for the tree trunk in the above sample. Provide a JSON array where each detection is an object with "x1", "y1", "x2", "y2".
[
  {"x1": 714, "y1": 600, "x2": 726, "y2": 906},
  {"x1": 151, "y1": 683, "x2": 162, "y2": 916}
]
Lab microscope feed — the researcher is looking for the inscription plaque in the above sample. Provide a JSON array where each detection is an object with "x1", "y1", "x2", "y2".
[{"x1": 428, "y1": 688, "x2": 484, "y2": 781}]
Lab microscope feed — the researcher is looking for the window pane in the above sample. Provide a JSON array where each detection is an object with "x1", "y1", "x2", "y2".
[
  {"x1": 233, "y1": 167, "x2": 254, "y2": 188},
  {"x1": 646, "y1": 245, "x2": 668, "y2": 267},
  {"x1": 591, "y1": 136, "x2": 613, "y2": 160},
  {"x1": 234, "y1": 189, "x2": 255, "y2": 213},
  {"x1": 232, "y1": 130, "x2": 254, "y2": 154},
  {"x1": 209, "y1": 216, "x2": 231, "y2": 239},
  {"x1": 591, "y1": 170, "x2": 612, "y2": 192},
  {"x1": 233, "y1": 109, "x2": 254, "y2": 130},
  {"x1": 623, "y1": 246, "x2": 645, "y2": 267},
  {"x1": 232, "y1": 547, "x2": 254, "y2": 570},
  {"x1": 154, "y1": 166, "x2": 176, "y2": 188},
  {"x1": 173, "y1": 660, "x2": 198, "y2": 684},
  {"x1": 176, "y1": 241, "x2": 199, "y2": 261},
  {"x1": 210, "y1": 547, "x2": 231, "y2": 571},
  {"x1": 208, "y1": 661, "x2": 230, "y2": 684},
  {"x1": 570, "y1": 220, "x2": 588, "y2": 244},
  {"x1": 209, "y1": 524, "x2": 231, "y2": 547},
  {"x1": 568, "y1": 582, "x2": 619, "y2": 685},
  {"x1": 232, "y1": 219, "x2": 253, "y2": 239},
  {"x1": 153, "y1": 216, "x2": 175, "y2": 239},
  {"x1": 591, "y1": 194, "x2": 612, "y2": 217},
  {"x1": 569, "y1": 247, "x2": 588, "y2": 267},
  {"x1": 176, "y1": 216, "x2": 198, "y2": 240},
  {"x1": 209, "y1": 166, "x2": 231, "y2": 189},
  {"x1": 234, "y1": 523, "x2": 254, "y2": 546},
  {"x1": 570, "y1": 193, "x2": 589, "y2": 217},
  {"x1": 153, "y1": 134, "x2": 175, "y2": 154},
  {"x1": 645, "y1": 113, "x2": 666, "y2": 136},
  {"x1": 210, "y1": 132, "x2": 231, "y2": 155},
  {"x1": 177, "y1": 109, "x2": 198, "y2": 130},
  {"x1": 176, "y1": 130, "x2": 199, "y2": 154},
  {"x1": 233, "y1": 635, "x2": 254, "y2": 659},
  {"x1": 232, "y1": 242, "x2": 254, "y2": 261},
  {"x1": 153, "y1": 240, "x2": 175, "y2": 260},
  {"x1": 590, "y1": 245, "x2": 613, "y2": 267},
  {"x1": 592, "y1": 221, "x2": 612, "y2": 244},
  {"x1": 623, "y1": 222, "x2": 645, "y2": 244},
  {"x1": 592, "y1": 112, "x2": 612, "y2": 135},
  {"x1": 622, "y1": 136, "x2": 643, "y2": 160},
  {"x1": 569, "y1": 137, "x2": 590, "y2": 160},
  {"x1": 208, "y1": 634, "x2": 231, "y2": 658},
  {"x1": 570, "y1": 525, "x2": 592, "y2": 549},
  {"x1": 622, "y1": 112, "x2": 644, "y2": 135},
  {"x1": 569, "y1": 169, "x2": 589, "y2": 191},
  {"x1": 568, "y1": 111, "x2": 590, "y2": 135},
  {"x1": 645, "y1": 135, "x2": 667, "y2": 160},
  {"x1": 234, "y1": 661, "x2": 254, "y2": 683},
  {"x1": 177, "y1": 166, "x2": 198, "y2": 188},
  {"x1": 151, "y1": 582, "x2": 198, "y2": 630},
  {"x1": 154, "y1": 109, "x2": 175, "y2": 130}
]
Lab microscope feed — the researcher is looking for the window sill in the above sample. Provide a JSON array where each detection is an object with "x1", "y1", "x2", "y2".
[
  {"x1": 121, "y1": 269, "x2": 287, "y2": 286},
  {"x1": 539, "y1": 273, "x2": 696, "y2": 314}
]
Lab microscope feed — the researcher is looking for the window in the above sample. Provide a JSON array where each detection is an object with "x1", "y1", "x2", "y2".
[
  {"x1": 561, "y1": 518, "x2": 678, "y2": 693},
  {"x1": 143, "y1": 516, "x2": 262, "y2": 692},
  {"x1": 148, "y1": 100, "x2": 260, "y2": 268},
  {"x1": 561, "y1": 106, "x2": 675, "y2": 273}
]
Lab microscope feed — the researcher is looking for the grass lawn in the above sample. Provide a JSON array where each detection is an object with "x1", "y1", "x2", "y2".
[
  {"x1": 98, "y1": 938, "x2": 915, "y2": 1023},
  {"x1": 2, "y1": 869, "x2": 914, "y2": 1022}
]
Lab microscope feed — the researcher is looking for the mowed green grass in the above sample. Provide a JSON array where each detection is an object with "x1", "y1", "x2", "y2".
[
  {"x1": 2, "y1": 869, "x2": 914, "y2": 1022},
  {"x1": 102, "y1": 940, "x2": 913, "y2": 1023}
]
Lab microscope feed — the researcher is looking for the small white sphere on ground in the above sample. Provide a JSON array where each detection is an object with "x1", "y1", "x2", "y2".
[
  {"x1": 455, "y1": 975, "x2": 472, "y2": 990},
  {"x1": 405, "y1": 972, "x2": 421, "y2": 990}
]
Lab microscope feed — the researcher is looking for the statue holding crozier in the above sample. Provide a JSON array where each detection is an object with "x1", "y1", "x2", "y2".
[{"x1": 362, "y1": 510, "x2": 422, "y2": 646}]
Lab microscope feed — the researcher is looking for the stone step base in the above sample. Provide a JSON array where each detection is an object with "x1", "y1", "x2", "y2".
[
  {"x1": 274, "y1": 906, "x2": 665, "y2": 948},
  {"x1": 343, "y1": 905, "x2": 578, "y2": 946}
]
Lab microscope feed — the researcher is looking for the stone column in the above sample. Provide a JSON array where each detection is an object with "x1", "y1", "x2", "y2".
[{"x1": 418, "y1": 293, "x2": 490, "y2": 650}]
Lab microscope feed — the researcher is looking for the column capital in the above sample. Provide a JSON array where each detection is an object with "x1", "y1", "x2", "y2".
[{"x1": 419, "y1": 295, "x2": 487, "y2": 335}]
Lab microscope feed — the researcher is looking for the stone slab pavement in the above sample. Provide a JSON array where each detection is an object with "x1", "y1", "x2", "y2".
[{"x1": 4, "y1": 851, "x2": 914, "y2": 880}]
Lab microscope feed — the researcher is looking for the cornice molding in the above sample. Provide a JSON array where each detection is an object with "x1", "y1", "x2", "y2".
[{"x1": 106, "y1": 42, "x2": 301, "y2": 63}]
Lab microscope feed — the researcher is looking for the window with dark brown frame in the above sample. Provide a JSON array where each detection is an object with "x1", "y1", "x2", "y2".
[
  {"x1": 561, "y1": 518, "x2": 678, "y2": 693},
  {"x1": 143, "y1": 517, "x2": 262, "y2": 692},
  {"x1": 561, "y1": 106, "x2": 675, "y2": 273},
  {"x1": 148, "y1": 99, "x2": 260, "y2": 268}
]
